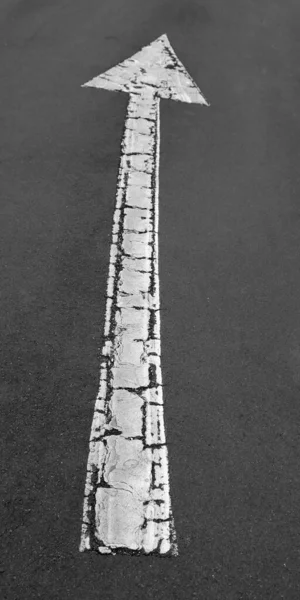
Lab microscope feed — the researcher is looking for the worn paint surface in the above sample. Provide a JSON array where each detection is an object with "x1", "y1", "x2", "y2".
[
  {"x1": 83, "y1": 34, "x2": 208, "y2": 105},
  {"x1": 80, "y1": 35, "x2": 208, "y2": 556}
]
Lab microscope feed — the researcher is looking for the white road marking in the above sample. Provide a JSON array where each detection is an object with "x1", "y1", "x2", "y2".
[{"x1": 80, "y1": 34, "x2": 208, "y2": 556}]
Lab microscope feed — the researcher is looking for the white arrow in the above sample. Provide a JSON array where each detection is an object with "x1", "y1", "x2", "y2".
[{"x1": 80, "y1": 34, "x2": 208, "y2": 556}]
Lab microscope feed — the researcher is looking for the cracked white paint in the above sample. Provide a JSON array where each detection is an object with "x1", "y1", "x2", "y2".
[
  {"x1": 80, "y1": 34, "x2": 208, "y2": 556},
  {"x1": 83, "y1": 33, "x2": 208, "y2": 106}
]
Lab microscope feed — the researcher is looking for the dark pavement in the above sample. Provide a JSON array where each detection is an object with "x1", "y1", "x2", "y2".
[{"x1": 1, "y1": 0, "x2": 300, "y2": 597}]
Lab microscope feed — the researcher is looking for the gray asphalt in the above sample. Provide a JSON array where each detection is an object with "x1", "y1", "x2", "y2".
[{"x1": 1, "y1": 0, "x2": 300, "y2": 598}]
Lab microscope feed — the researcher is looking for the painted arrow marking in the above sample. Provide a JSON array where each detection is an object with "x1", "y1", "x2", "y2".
[{"x1": 80, "y1": 34, "x2": 208, "y2": 556}]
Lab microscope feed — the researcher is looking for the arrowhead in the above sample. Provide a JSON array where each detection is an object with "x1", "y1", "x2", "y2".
[{"x1": 83, "y1": 34, "x2": 209, "y2": 105}]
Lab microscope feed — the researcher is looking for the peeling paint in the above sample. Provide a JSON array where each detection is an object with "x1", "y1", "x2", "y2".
[
  {"x1": 79, "y1": 87, "x2": 177, "y2": 556},
  {"x1": 80, "y1": 33, "x2": 208, "y2": 557},
  {"x1": 83, "y1": 34, "x2": 208, "y2": 106}
]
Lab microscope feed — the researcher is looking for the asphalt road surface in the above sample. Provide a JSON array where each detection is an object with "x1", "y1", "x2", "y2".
[{"x1": 1, "y1": 0, "x2": 300, "y2": 598}]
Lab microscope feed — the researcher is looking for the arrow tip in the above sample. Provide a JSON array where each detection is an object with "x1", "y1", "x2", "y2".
[{"x1": 83, "y1": 34, "x2": 209, "y2": 105}]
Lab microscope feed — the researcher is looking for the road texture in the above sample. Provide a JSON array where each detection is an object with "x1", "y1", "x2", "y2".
[{"x1": 1, "y1": 0, "x2": 300, "y2": 598}]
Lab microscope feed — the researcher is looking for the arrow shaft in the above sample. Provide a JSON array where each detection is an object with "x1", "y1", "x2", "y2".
[{"x1": 80, "y1": 91, "x2": 177, "y2": 555}]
